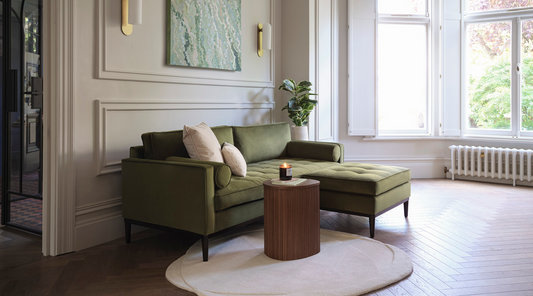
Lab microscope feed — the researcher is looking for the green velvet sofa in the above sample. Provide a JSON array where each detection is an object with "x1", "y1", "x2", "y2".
[{"x1": 121, "y1": 122, "x2": 344, "y2": 261}]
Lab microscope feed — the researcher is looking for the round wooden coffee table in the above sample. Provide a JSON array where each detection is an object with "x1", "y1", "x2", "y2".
[{"x1": 263, "y1": 179, "x2": 320, "y2": 260}]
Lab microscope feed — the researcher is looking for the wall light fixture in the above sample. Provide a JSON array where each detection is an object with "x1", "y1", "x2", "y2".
[
  {"x1": 257, "y1": 23, "x2": 271, "y2": 57},
  {"x1": 122, "y1": 0, "x2": 143, "y2": 36}
]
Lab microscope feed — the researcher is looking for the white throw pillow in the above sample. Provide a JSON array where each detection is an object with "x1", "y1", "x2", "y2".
[
  {"x1": 222, "y1": 142, "x2": 247, "y2": 177},
  {"x1": 183, "y1": 122, "x2": 224, "y2": 163}
]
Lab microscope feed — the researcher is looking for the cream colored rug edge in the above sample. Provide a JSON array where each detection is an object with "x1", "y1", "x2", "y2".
[{"x1": 166, "y1": 228, "x2": 413, "y2": 296}]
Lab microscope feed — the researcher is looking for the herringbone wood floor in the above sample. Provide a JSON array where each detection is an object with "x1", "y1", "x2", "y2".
[{"x1": 1, "y1": 179, "x2": 533, "y2": 296}]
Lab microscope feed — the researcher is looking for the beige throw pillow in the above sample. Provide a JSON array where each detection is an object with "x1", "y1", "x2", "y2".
[
  {"x1": 222, "y1": 142, "x2": 247, "y2": 177},
  {"x1": 183, "y1": 122, "x2": 224, "y2": 163}
]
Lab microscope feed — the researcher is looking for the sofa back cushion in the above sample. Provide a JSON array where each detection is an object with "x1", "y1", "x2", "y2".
[
  {"x1": 141, "y1": 126, "x2": 233, "y2": 160},
  {"x1": 233, "y1": 122, "x2": 291, "y2": 163}
]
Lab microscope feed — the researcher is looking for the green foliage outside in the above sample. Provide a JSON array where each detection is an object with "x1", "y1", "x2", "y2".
[
  {"x1": 279, "y1": 79, "x2": 317, "y2": 126},
  {"x1": 467, "y1": 1, "x2": 533, "y2": 131},
  {"x1": 468, "y1": 52, "x2": 533, "y2": 131}
]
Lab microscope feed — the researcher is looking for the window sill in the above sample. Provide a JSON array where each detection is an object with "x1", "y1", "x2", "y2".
[
  {"x1": 363, "y1": 136, "x2": 442, "y2": 141},
  {"x1": 449, "y1": 135, "x2": 533, "y2": 144},
  {"x1": 361, "y1": 135, "x2": 533, "y2": 143}
]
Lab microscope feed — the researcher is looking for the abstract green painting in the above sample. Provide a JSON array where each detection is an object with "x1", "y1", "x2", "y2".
[{"x1": 167, "y1": 0, "x2": 241, "y2": 71}]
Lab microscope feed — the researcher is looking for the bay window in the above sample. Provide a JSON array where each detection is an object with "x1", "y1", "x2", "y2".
[
  {"x1": 348, "y1": 0, "x2": 433, "y2": 137},
  {"x1": 464, "y1": 0, "x2": 533, "y2": 138},
  {"x1": 377, "y1": 1, "x2": 431, "y2": 135},
  {"x1": 348, "y1": 0, "x2": 533, "y2": 140}
]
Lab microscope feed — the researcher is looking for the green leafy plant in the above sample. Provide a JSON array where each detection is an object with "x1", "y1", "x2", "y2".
[
  {"x1": 469, "y1": 56, "x2": 533, "y2": 130},
  {"x1": 279, "y1": 79, "x2": 318, "y2": 126}
]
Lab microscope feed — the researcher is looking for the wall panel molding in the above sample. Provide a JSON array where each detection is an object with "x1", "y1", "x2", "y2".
[
  {"x1": 97, "y1": 0, "x2": 276, "y2": 88},
  {"x1": 76, "y1": 197, "x2": 122, "y2": 216},
  {"x1": 96, "y1": 100, "x2": 275, "y2": 175}
]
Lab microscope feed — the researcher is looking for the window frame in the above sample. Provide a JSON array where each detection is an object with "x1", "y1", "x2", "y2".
[
  {"x1": 465, "y1": 1, "x2": 533, "y2": 16},
  {"x1": 376, "y1": 0, "x2": 433, "y2": 136},
  {"x1": 378, "y1": 0, "x2": 428, "y2": 17},
  {"x1": 519, "y1": 18, "x2": 533, "y2": 137},
  {"x1": 462, "y1": 5, "x2": 533, "y2": 138}
]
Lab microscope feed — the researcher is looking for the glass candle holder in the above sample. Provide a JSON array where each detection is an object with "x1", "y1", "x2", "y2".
[{"x1": 279, "y1": 163, "x2": 292, "y2": 180}]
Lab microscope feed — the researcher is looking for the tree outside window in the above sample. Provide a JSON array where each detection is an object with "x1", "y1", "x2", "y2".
[{"x1": 467, "y1": 0, "x2": 533, "y2": 133}]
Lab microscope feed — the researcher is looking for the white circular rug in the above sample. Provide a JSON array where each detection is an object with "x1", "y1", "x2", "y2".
[{"x1": 166, "y1": 228, "x2": 413, "y2": 296}]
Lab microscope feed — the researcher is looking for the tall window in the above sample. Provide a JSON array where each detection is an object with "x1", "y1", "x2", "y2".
[
  {"x1": 377, "y1": 0, "x2": 431, "y2": 135},
  {"x1": 465, "y1": 0, "x2": 533, "y2": 137}
]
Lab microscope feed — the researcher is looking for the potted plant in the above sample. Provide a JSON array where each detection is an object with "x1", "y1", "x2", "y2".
[{"x1": 279, "y1": 79, "x2": 317, "y2": 140}]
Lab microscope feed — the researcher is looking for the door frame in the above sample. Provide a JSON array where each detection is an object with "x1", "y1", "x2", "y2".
[{"x1": 41, "y1": 0, "x2": 76, "y2": 256}]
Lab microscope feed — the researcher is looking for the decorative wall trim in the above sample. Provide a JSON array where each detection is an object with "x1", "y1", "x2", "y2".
[
  {"x1": 97, "y1": 0, "x2": 276, "y2": 88},
  {"x1": 96, "y1": 100, "x2": 275, "y2": 175},
  {"x1": 76, "y1": 211, "x2": 122, "y2": 228},
  {"x1": 42, "y1": 0, "x2": 77, "y2": 256},
  {"x1": 75, "y1": 197, "x2": 122, "y2": 216}
]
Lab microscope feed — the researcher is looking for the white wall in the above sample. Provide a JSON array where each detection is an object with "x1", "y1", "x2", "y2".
[
  {"x1": 276, "y1": 0, "x2": 313, "y2": 133},
  {"x1": 73, "y1": 0, "x2": 276, "y2": 250}
]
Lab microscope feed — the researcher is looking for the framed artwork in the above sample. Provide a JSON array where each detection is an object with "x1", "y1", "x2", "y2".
[{"x1": 167, "y1": 0, "x2": 242, "y2": 71}]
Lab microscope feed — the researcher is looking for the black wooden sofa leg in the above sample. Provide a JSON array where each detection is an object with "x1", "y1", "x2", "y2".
[
  {"x1": 125, "y1": 220, "x2": 131, "y2": 244},
  {"x1": 404, "y1": 201, "x2": 409, "y2": 218},
  {"x1": 369, "y1": 216, "x2": 375, "y2": 238},
  {"x1": 202, "y1": 236, "x2": 209, "y2": 262}
]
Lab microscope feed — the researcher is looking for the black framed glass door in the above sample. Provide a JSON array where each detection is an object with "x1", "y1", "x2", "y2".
[{"x1": 0, "y1": 0, "x2": 43, "y2": 234}]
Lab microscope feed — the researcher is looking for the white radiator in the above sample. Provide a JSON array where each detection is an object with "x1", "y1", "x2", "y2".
[{"x1": 448, "y1": 145, "x2": 533, "y2": 186}]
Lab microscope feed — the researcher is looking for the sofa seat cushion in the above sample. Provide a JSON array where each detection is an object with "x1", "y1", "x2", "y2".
[
  {"x1": 214, "y1": 158, "x2": 339, "y2": 211},
  {"x1": 303, "y1": 162, "x2": 411, "y2": 196}
]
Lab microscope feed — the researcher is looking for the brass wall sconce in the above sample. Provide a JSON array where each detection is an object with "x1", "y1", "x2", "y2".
[
  {"x1": 122, "y1": 0, "x2": 143, "y2": 36},
  {"x1": 257, "y1": 23, "x2": 272, "y2": 57}
]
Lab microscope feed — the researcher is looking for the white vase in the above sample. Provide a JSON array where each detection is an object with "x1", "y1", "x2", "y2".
[{"x1": 291, "y1": 126, "x2": 309, "y2": 141}]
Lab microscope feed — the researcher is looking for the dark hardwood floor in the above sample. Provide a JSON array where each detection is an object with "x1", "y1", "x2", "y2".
[{"x1": 1, "y1": 179, "x2": 533, "y2": 296}]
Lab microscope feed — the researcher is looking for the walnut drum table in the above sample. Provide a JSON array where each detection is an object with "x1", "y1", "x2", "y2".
[{"x1": 263, "y1": 179, "x2": 320, "y2": 260}]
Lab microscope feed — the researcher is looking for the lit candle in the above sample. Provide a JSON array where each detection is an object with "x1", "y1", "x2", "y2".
[{"x1": 279, "y1": 163, "x2": 292, "y2": 180}]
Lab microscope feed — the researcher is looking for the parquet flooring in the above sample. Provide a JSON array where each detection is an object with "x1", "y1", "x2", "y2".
[
  {"x1": 0, "y1": 198, "x2": 43, "y2": 231},
  {"x1": 1, "y1": 179, "x2": 533, "y2": 295}
]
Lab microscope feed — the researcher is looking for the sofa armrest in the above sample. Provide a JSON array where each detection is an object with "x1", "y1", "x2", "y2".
[
  {"x1": 130, "y1": 145, "x2": 144, "y2": 158},
  {"x1": 121, "y1": 158, "x2": 216, "y2": 235},
  {"x1": 166, "y1": 156, "x2": 232, "y2": 189},
  {"x1": 286, "y1": 141, "x2": 344, "y2": 163}
]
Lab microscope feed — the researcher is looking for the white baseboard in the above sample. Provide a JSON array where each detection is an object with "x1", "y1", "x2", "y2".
[
  {"x1": 75, "y1": 198, "x2": 144, "y2": 251},
  {"x1": 446, "y1": 174, "x2": 533, "y2": 187},
  {"x1": 442, "y1": 159, "x2": 533, "y2": 187},
  {"x1": 75, "y1": 212, "x2": 123, "y2": 251},
  {"x1": 344, "y1": 157, "x2": 446, "y2": 179}
]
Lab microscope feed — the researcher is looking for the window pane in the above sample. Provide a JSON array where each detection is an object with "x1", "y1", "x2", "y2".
[
  {"x1": 467, "y1": 0, "x2": 533, "y2": 13},
  {"x1": 466, "y1": 22, "x2": 511, "y2": 130},
  {"x1": 522, "y1": 20, "x2": 533, "y2": 131},
  {"x1": 378, "y1": 24, "x2": 427, "y2": 132},
  {"x1": 378, "y1": 0, "x2": 426, "y2": 15}
]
